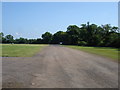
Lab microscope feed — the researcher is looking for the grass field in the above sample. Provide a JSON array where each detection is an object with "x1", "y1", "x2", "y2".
[
  {"x1": 0, "y1": 44, "x2": 48, "y2": 57},
  {"x1": 65, "y1": 45, "x2": 119, "y2": 60}
]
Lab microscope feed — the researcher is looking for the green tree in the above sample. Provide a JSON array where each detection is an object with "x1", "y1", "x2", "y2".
[
  {"x1": 42, "y1": 32, "x2": 52, "y2": 44},
  {"x1": 51, "y1": 31, "x2": 68, "y2": 44},
  {"x1": 28, "y1": 39, "x2": 37, "y2": 44},
  {"x1": 15, "y1": 37, "x2": 28, "y2": 44},
  {"x1": 99, "y1": 24, "x2": 114, "y2": 46},
  {"x1": 79, "y1": 23, "x2": 99, "y2": 46},
  {"x1": 66, "y1": 25, "x2": 80, "y2": 45},
  {"x1": 0, "y1": 32, "x2": 4, "y2": 43},
  {"x1": 5, "y1": 34, "x2": 14, "y2": 43}
]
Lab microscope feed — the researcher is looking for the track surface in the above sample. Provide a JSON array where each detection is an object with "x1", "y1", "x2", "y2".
[{"x1": 2, "y1": 45, "x2": 118, "y2": 88}]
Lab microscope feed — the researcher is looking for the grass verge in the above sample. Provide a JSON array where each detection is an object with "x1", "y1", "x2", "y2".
[
  {"x1": 0, "y1": 44, "x2": 48, "y2": 57},
  {"x1": 64, "y1": 45, "x2": 119, "y2": 60}
]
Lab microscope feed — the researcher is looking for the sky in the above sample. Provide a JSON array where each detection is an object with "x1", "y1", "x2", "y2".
[{"x1": 2, "y1": 2, "x2": 118, "y2": 39}]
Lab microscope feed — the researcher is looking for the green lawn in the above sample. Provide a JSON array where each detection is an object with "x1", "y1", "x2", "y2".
[
  {"x1": 64, "y1": 45, "x2": 119, "y2": 60},
  {"x1": 0, "y1": 44, "x2": 48, "y2": 57}
]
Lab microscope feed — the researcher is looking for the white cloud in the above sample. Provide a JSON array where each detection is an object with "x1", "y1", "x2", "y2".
[{"x1": 16, "y1": 32, "x2": 19, "y2": 35}]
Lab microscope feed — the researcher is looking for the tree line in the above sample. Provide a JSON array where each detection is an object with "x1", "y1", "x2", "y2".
[{"x1": 0, "y1": 22, "x2": 119, "y2": 48}]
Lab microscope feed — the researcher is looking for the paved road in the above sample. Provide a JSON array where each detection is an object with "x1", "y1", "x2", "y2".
[{"x1": 2, "y1": 45, "x2": 118, "y2": 88}]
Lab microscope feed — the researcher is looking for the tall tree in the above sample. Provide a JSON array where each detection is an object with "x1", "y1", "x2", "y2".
[
  {"x1": 51, "y1": 31, "x2": 68, "y2": 44},
  {"x1": 66, "y1": 25, "x2": 80, "y2": 45},
  {"x1": 42, "y1": 32, "x2": 52, "y2": 44},
  {"x1": 5, "y1": 34, "x2": 14, "y2": 43},
  {"x1": 0, "y1": 32, "x2": 4, "y2": 43}
]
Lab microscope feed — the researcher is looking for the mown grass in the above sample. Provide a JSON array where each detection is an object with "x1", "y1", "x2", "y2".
[
  {"x1": 64, "y1": 45, "x2": 119, "y2": 60},
  {"x1": 0, "y1": 44, "x2": 48, "y2": 57}
]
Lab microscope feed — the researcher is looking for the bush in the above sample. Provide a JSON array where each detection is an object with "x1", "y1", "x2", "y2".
[{"x1": 78, "y1": 41, "x2": 87, "y2": 46}]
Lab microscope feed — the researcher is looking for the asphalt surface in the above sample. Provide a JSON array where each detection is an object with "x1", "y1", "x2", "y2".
[{"x1": 2, "y1": 45, "x2": 118, "y2": 88}]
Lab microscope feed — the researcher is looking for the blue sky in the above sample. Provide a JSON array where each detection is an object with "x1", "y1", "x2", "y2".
[{"x1": 2, "y1": 2, "x2": 118, "y2": 39}]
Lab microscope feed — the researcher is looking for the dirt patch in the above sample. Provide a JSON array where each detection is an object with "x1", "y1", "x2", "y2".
[{"x1": 2, "y1": 45, "x2": 118, "y2": 88}]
